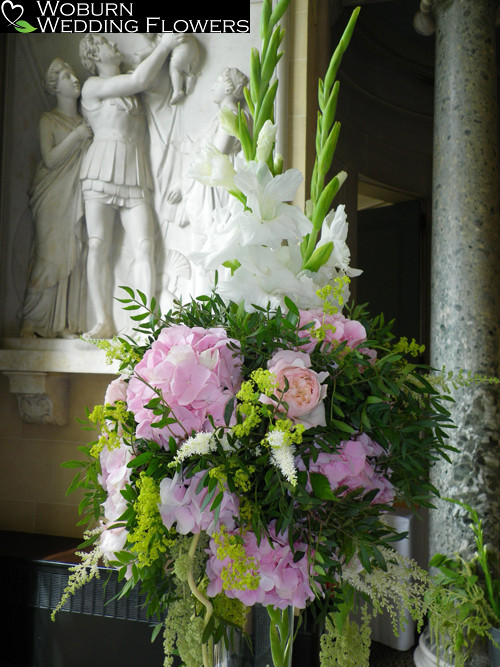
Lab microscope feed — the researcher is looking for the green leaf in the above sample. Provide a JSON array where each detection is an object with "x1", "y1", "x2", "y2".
[
  {"x1": 302, "y1": 241, "x2": 333, "y2": 272},
  {"x1": 310, "y1": 472, "x2": 335, "y2": 500},
  {"x1": 15, "y1": 20, "x2": 37, "y2": 32},
  {"x1": 331, "y1": 418, "x2": 356, "y2": 434}
]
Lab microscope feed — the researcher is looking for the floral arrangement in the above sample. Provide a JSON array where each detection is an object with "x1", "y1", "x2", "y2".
[{"x1": 55, "y1": 2, "x2": 459, "y2": 665}]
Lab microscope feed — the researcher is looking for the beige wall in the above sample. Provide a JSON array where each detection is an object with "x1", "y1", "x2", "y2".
[{"x1": 0, "y1": 373, "x2": 114, "y2": 538}]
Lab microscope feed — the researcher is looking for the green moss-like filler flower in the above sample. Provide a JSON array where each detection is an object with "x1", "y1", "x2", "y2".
[
  {"x1": 251, "y1": 368, "x2": 278, "y2": 396},
  {"x1": 163, "y1": 597, "x2": 201, "y2": 667},
  {"x1": 393, "y1": 336, "x2": 425, "y2": 358},
  {"x1": 162, "y1": 534, "x2": 211, "y2": 667},
  {"x1": 233, "y1": 369, "x2": 281, "y2": 437},
  {"x1": 316, "y1": 276, "x2": 351, "y2": 315},
  {"x1": 233, "y1": 467, "x2": 254, "y2": 493},
  {"x1": 128, "y1": 472, "x2": 169, "y2": 567},
  {"x1": 88, "y1": 402, "x2": 130, "y2": 458},
  {"x1": 90, "y1": 336, "x2": 142, "y2": 367},
  {"x1": 214, "y1": 526, "x2": 260, "y2": 592},
  {"x1": 233, "y1": 378, "x2": 262, "y2": 437},
  {"x1": 51, "y1": 528, "x2": 103, "y2": 620},
  {"x1": 213, "y1": 593, "x2": 249, "y2": 630}
]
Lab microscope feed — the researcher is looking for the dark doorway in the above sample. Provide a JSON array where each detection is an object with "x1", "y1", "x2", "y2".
[{"x1": 356, "y1": 199, "x2": 424, "y2": 345}]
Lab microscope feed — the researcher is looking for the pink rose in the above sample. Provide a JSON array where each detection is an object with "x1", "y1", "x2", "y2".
[
  {"x1": 261, "y1": 350, "x2": 328, "y2": 429},
  {"x1": 297, "y1": 433, "x2": 394, "y2": 505},
  {"x1": 298, "y1": 309, "x2": 369, "y2": 353}
]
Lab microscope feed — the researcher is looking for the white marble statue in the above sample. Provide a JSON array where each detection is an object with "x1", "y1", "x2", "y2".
[
  {"x1": 125, "y1": 34, "x2": 201, "y2": 310},
  {"x1": 167, "y1": 67, "x2": 249, "y2": 298},
  {"x1": 19, "y1": 58, "x2": 92, "y2": 339},
  {"x1": 78, "y1": 33, "x2": 184, "y2": 339}
]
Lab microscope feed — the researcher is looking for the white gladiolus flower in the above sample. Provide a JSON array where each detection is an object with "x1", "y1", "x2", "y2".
[
  {"x1": 256, "y1": 120, "x2": 278, "y2": 163},
  {"x1": 188, "y1": 143, "x2": 236, "y2": 190},
  {"x1": 216, "y1": 244, "x2": 322, "y2": 312},
  {"x1": 316, "y1": 205, "x2": 362, "y2": 278}
]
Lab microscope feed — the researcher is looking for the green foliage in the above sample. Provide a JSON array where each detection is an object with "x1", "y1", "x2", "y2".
[
  {"x1": 303, "y1": 6, "x2": 360, "y2": 265},
  {"x1": 427, "y1": 499, "x2": 500, "y2": 666}
]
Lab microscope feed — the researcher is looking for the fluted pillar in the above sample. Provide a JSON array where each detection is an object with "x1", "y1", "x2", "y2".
[{"x1": 429, "y1": 0, "x2": 500, "y2": 575}]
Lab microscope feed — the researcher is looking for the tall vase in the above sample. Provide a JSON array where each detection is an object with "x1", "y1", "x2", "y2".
[
  {"x1": 213, "y1": 606, "x2": 294, "y2": 667},
  {"x1": 213, "y1": 631, "x2": 247, "y2": 667}
]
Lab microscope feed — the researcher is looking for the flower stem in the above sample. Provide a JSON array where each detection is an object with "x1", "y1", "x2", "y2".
[
  {"x1": 187, "y1": 532, "x2": 214, "y2": 667},
  {"x1": 267, "y1": 606, "x2": 294, "y2": 667}
]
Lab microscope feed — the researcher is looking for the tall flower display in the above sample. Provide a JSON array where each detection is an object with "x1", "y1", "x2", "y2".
[{"x1": 55, "y1": 2, "x2": 461, "y2": 666}]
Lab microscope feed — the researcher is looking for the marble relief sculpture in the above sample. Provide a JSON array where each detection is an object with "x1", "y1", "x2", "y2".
[
  {"x1": 131, "y1": 34, "x2": 201, "y2": 312},
  {"x1": 19, "y1": 58, "x2": 92, "y2": 339},
  {"x1": 18, "y1": 34, "x2": 250, "y2": 339},
  {"x1": 78, "y1": 33, "x2": 184, "y2": 339},
  {"x1": 170, "y1": 67, "x2": 250, "y2": 297}
]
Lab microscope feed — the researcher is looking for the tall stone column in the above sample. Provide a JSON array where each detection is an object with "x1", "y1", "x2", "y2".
[{"x1": 429, "y1": 0, "x2": 500, "y2": 574}]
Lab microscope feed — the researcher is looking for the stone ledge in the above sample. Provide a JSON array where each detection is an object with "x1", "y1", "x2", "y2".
[
  {"x1": 0, "y1": 337, "x2": 119, "y2": 375},
  {"x1": 0, "y1": 338, "x2": 118, "y2": 425}
]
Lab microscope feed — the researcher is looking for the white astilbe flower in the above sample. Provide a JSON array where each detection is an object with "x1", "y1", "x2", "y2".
[
  {"x1": 266, "y1": 429, "x2": 297, "y2": 486},
  {"x1": 51, "y1": 528, "x2": 104, "y2": 620},
  {"x1": 170, "y1": 431, "x2": 231, "y2": 467}
]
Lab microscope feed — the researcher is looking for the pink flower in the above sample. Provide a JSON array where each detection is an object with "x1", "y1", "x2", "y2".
[
  {"x1": 298, "y1": 309, "x2": 369, "y2": 354},
  {"x1": 99, "y1": 524, "x2": 134, "y2": 578},
  {"x1": 104, "y1": 375, "x2": 129, "y2": 406},
  {"x1": 99, "y1": 439, "x2": 135, "y2": 522},
  {"x1": 126, "y1": 325, "x2": 243, "y2": 447},
  {"x1": 261, "y1": 350, "x2": 328, "y2": 429},
  {"x1": 205, "y1": 523, "x2": 315, "y2": 609},
  {"x1": 297, "y1": 433, "x2": 394, "y2": 505},
  {"x1": 158, "y1": 471, "x2": 239, "y2": 536}
]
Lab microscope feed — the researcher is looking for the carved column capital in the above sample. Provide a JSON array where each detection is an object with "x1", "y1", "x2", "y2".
[
  {"x1": 414, "y1": 0, "x2": 500, "y2": 36},
  {"x1": 2, "y1": 371, "x2": 69, "y2": 426},
  {"x1": 413, "y1": 0, "x2": 436, "y2": 36}
]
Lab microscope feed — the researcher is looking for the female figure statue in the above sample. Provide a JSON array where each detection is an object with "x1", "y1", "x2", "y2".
[
  {"x1": 19, "y1": 58, "x2": 92, "y2": 338},
  {"x1": 165, "y1": 67, "x2": 249, "y2": 299}
]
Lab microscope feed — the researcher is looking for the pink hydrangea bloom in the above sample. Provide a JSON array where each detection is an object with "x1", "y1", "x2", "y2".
[
  {"x1": 158, "y1": 471, "x2": 239, "y2": 536},
  {"x1": 100, "y1": 525, "x2": 128, "y2": 560},
  {"x1": 297, "y1": 433, "x2": 394, "y2": 505},
  {"x1": 126, "y1": 325, "x2": 243, "y2": 447},
  {"x1": 99, "y1": 440, "x2": 135, "y2": 522},
  {"x1": 205, "y1": 523, "x2": 315, "y2": 609},
  {"x1": 104, "y1": 375, "x2": 129, "y2": 406},
  {"x1": 261, "y1": 349, "x2": 328, "y2": 429},
  {"x1": 298, "y1": 309, "x2": 369, "y2": 354}
]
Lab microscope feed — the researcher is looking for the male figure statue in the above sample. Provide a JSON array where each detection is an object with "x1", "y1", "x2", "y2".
[{"x1": 79, "y1": 34, "x2": 182, "y2": 338}]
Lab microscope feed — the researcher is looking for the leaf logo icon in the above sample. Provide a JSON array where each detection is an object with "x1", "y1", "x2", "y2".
[{"x1": 1, "y1": 0, "x2": 37, "y2": 31}]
